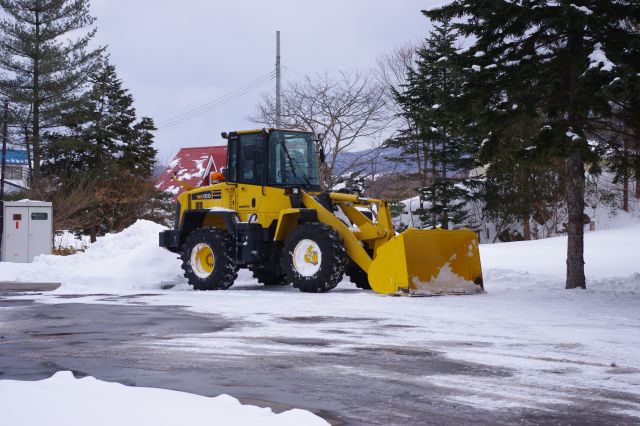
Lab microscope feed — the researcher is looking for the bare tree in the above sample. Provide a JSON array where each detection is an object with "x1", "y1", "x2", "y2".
[
  {"x1": 375, "y1": 42, "x2": 418, "y2": 118},
  {"x1": 375, "y1": 43, "x2": 439, "y2": 191},
  {"x1": 252, "y1": 71, "x2": 390, "y2": 187}
]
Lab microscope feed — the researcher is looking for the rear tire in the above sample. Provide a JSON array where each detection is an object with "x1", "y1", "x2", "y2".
[
  {"x1": 282, "y1": 222, "x2": 347, "y2": 293},
  {"x1": 252, "y1": 269, "x2": 288, "y2": 286},
  {"x1": 345, "y1": 260, "x2": 371, "y2": 290},
  {"x1": 181, "y1": 228, "x2": 237, "y2": 290}
]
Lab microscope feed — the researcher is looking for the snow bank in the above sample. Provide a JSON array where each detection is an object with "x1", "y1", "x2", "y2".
[
  {"x1": 481, "y1": 223, "x2": 640, "y2": 291},
  {"x1": 0, "y1": 371, "x2": 328, "y2": 426},
  {"x1": 1, "y1": 215, "x2": 638, "y2": 295},
  {"x1": 0, "y1": 220, "x2": 185, "y2": 292}
]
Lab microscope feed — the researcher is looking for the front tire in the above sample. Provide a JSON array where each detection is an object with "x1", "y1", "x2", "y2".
[
  {"x1": 282, "y1": 222, "x2": 347, "y2": 293},
  {"x1": 181, "y1": 228, "x2": 237, "y2": 290}
]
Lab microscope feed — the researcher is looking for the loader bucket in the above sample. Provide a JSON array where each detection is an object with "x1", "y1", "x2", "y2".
[{"x1": 368, "y1": 228, "x2": 483, "y2": 296}]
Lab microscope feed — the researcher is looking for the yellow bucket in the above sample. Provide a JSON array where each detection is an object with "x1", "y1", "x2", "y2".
[{"x1": 368, "y1": 228, "x2": 483, "y2": 296}]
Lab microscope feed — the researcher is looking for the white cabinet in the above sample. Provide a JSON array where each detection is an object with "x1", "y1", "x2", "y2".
[{"x1": 1, "y1": 200, "x2": 53, "y2": 263}]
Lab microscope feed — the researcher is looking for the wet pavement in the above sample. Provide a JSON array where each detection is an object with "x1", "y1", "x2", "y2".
[{"x1": 0, "y1": 294, "x2": 638, "y2": 425}]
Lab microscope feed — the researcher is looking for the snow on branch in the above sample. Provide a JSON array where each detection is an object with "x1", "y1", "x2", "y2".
[{"x1": 588, "y1": 43, "x2": 615, "y2": 72}]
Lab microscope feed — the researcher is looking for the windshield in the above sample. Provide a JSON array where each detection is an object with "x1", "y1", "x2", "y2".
[{"x1": 268, "y1": 131, "x2": 320, "y2": 189}]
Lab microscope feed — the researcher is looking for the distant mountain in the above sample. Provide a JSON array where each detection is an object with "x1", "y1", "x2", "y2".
[{"x1": 331, "y1": 146, "x2": 419, "y2": 177}]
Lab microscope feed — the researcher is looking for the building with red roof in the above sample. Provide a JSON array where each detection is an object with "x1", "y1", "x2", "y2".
[{"x1": 156, "y1": 146, "x2": 227, "y2": 196}]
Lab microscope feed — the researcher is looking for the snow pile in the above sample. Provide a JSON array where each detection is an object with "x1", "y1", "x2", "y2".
[
  {"x1": 0, "y1": 371, "x2": 328, "y2": 426},
  {"x1": 54, "y1": 231, "x2": 91, "y2": 250},
  {"x1": 482, "y1": 223, "x2": 640, "y2": 280},
  {"x1": 0, "y1": 220, "x2": 185, "y2": 292}
]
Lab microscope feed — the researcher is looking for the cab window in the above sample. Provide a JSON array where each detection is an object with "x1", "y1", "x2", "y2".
[{"x1": 232, "y1": 133, "x2": 265, "y2": 185}]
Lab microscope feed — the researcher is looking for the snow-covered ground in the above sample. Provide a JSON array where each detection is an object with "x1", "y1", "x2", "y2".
[
  {"x1": 0, "y1": 372, "x2": 328, "y2": 426},
  {"x1": 1, "y1": 219, "x2": 639, "y2": 419}
]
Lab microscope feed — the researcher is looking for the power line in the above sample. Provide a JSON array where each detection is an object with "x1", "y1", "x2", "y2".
[
  {"x1": 282, "y1": 64, "x2": 306, "y2": 79},
  {"x1": 157, "y1": 70, "x2": 275, "y2": 126},
  {"x1": 157, "y1": 70, "x2": 276, "y2": 130}
]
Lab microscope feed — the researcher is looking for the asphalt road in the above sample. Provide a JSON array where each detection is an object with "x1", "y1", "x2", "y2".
[{"x1": 0, "y1": 293, "x2": 638, "y2": 425}]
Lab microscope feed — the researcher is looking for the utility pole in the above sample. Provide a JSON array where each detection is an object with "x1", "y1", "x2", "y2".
[
  {"x1": 1, "y1": 100, "x2": 8, "y2": 201},
  {"x1": 0, "y1": 100, "x2": 9, "y2": 251},
  {"x1": 275, "y1": 30, "x2": 282, "y2": 128}
]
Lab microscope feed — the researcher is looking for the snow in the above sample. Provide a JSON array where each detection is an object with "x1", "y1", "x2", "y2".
[
  {"x1": 471, "y1": 65, "x2": 482, "y2": 72},
  {"x1": 54, "y1": 231, "x2": 91, "y2": 251},
  {"x1": 570, "y1": 3, "x2": 593, "y2": 14},
  {"x1": 589, "y1": 43, "x2": 615, "y2": 72},
  {"x1": 566, "y1": 130, "x2": 581, "y2": 141},
  {"x1": 0, "y1": 220, "x2": 184, "y2": 293},
  {"x1": 482, "y1": 224, "x2": 640, "y2": 282},
  {"x1": 331, "y1": 181, "x2": 347, "y2": 191},
  {"x1": 0, "y1": 371, "x2": 328, "y2": 426},
  {"x1": 1, "y1": 216, "x2": 640, "y2": 417},
  {"x1": 411, "y1": 263, "x2": 483, "y2": 295}
]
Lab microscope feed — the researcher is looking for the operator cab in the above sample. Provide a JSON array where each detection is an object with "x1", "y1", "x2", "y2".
[{"x1": 224, "y1": 129, "x2": 321, "y2": 192}]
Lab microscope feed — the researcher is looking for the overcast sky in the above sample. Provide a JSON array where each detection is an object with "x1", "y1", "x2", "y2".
[{"x1": 90, "y1": 1, "x2": 442, "y2": 163}]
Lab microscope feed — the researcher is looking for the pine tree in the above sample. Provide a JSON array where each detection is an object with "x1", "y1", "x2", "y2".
[
  {"x1": 44, "y1": 61, "x2": 157, "y2": 239},
  {"x1": 427, "y1": 0, "x2": 640, "y2": 289},
  {"x1": 394, "y1": 22, "x2": 479, "y2": 229},
  {"x1": 605, "y1": 19, "x2": 640, "y2": 202},
  {"x1": 479, "y1": 114, "x2": 565, "y2": 240},
  {"x1": 0, "y1": 0, "x2": 103, "y2": 187}
]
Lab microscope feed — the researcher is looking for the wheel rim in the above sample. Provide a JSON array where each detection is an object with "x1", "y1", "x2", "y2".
[
  {"x1": 292, "y1": 239, "x2": 322, "y2": 277},
  {"x1": 191, "y1": 243, "x2": 215, "y2": 278}
]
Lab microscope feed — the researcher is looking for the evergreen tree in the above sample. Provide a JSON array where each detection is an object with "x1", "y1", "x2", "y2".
[
  {"x1": 394, "y1": 22, "x2": 479, "y2": 229},
  {"x1": 44, "y1": 61, "x2": 157, "y2": 240},
  {"x1": 605, "y1": 19, "x2": 640, "y2": 202},
  {"x1": 480, "y1": 115, "x2": 565, "y2": 240},
  {"x1": 427, "y1": 0, "x2": 640, "y2": 289},
  {"x1": 0, "y1": 0, "x2": 103, "y2": 187}
]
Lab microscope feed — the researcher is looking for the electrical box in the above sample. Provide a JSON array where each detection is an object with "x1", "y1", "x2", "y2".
[{"x1": 1, "y1": 200, "x2": 53, "y2": 263}]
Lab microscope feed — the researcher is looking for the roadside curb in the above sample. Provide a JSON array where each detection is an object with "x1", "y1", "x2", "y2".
[{"x1": 0, "y1": 282, "x2": 61, "y2": 292}]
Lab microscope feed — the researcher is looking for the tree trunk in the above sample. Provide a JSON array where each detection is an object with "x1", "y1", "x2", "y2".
[
  {"x1": 441, "y1": 139, "x2": 449, "y2": 230},
  {"x1": 24, "y1": 122, "x2": 32, "y2": 184},
  {"x1": 523, "y1": 214, "x2": 531, "y2": 240},
  {"x1": 565, "y1": 152, "x2": 586, "y2": 289},
  {"x1": 635, "y1": 148, "x2": 640, "y2": 199},
  {"x1": 623, "y1": 138, "x2": 629, "y2": 212},
  {"x1": 90, "y1": 210, "x2": 98, "y2": 244},
  {"x1": 32, "y1": 7, "x2": 42, "y2": 189}
]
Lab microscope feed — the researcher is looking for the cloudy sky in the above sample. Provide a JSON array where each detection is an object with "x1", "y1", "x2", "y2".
[{"x1": 90, "y1": 1, "x2": 441, "y2": 163}]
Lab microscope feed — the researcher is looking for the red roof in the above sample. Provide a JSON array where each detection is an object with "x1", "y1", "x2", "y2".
[{"x1": 156, "y1": 146, "x2": 227, "y2": 196}]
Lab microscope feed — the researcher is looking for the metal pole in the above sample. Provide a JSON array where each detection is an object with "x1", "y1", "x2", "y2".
[
  {"x1": 275, "y1": 30, "x2": 282, "y2": 128},
  {"x1": 0, "y1": 100, "x2": 8, "y2": 253},
  {"x1": 1, "y1": 100, "x2": 8, "y2": 201}
]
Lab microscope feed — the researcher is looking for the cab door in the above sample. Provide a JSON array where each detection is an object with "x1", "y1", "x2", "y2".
[{"x1": 231, "y1": 133, "x2": 265, "y2": 215}]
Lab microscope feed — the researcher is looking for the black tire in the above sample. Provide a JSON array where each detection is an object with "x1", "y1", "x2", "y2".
[
  {"x1": 181, "y1": 228, "x2": 237, "y2": 290},
  {"x1": 282, "y1": 222, "x2": 347, "y2": 293},
  {"x1": 252, "y1": 269, "x2": 288, "y2": 286},
  {"x1": 345, "y1": 260, "x2": 371, "y2": 290}
]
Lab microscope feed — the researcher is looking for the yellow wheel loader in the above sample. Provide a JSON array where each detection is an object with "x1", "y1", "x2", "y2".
[{"x1": 159, "y1": 129, "x2": 483, "y2": 295}]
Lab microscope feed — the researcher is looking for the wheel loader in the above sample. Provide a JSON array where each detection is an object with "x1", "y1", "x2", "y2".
[{"x1": 159, "y1": 129, "x2": 483, "y2": 295}]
